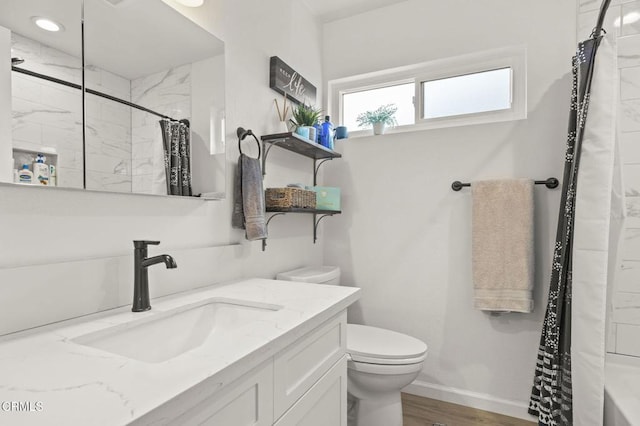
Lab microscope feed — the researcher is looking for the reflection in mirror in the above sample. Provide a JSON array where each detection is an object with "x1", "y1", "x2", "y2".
[
  {"x1": 0, "y1": 0, "x2": 83, "y2": 189},
  {"x1": 84, "y1": 0, "x2": 226, "y2": 198},
  {"x1": 0, "y1": 0, "x2": 225, "y2": 198}
]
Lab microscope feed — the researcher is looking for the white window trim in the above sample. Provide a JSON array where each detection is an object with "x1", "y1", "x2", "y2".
[{"x1": 327, "y1": 46, "x2": 527, "y2": 138}]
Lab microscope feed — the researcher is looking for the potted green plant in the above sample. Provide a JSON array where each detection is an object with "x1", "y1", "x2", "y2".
[
  {"x1": 290, "y1": 103, "x2": 322, "y2": 141},
  {"x1": 356, "y1": 104, "x2": 398, "y2": 135}
]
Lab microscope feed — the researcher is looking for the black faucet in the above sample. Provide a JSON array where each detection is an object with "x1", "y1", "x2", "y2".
[{"x1": 132, "y1": 240, "x2": 177, "y2": 312}]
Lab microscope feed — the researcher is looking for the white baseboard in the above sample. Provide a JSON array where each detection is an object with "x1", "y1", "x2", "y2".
[{"x1": 403, "y1": 380, "x2": 537, "y2": 421}]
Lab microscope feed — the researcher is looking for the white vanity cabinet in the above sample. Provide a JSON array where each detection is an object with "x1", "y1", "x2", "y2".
[
  {"x1": 138, "y1": 311, "x2": 348, "y2": 426},
  {"x1": 274, "y1": 312, "x2": 348, "y2": 425},
  {"x1": 0, "y1": 279, "x2": 360, "y2": 425}
]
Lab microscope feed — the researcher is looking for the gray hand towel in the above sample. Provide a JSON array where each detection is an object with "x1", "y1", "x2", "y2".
[
  {"x1": 232, "y1": 154, "x2": 267, "y2": 241},
  {"x1": 472, "y1": 179, "x2": 534, "y2": 313}
]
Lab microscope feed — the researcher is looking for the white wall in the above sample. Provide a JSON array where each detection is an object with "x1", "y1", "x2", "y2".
[
  {"x1": 587, "y1": 0, "x2": 640, "y2": 358},
  {"x1": 191, "y1": 54, "x2": 226, "y2": 197},
  {"x1": 0, "y1": 0, "x2": 324, "y2": 334},
  {"x1": 321, "y1": 0, "x2": 575, "y2": 418}
]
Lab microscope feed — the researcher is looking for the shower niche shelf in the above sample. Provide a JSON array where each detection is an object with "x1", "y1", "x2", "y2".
[
  {"x1": 260, "y1": 132, "x2": 342, "y2": 251},
  {"x1": 12, "y1": 147, "x2": 58, "y2": 186}
]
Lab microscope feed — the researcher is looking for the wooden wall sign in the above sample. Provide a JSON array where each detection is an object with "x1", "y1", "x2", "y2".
[{"x1": 269, "y1": 56, "x2": 317, "y2": 105}]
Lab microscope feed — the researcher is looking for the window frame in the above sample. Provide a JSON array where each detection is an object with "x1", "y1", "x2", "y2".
[{"x1": 327, "y1": 46, "x2": 527, "y2": 137}]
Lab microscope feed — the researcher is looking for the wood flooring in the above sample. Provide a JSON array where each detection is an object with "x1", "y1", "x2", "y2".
[{"x1": 401, "y1": 393, "x2": 536, "y2": 426}]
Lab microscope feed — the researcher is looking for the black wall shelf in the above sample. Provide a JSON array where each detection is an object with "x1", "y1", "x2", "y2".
[
  {"x1": 260, "y1": 132, "x2": 343, "y2": 251},
  {"x1": 262, "y1": 208, "x2": 341, "y2": 251},
  {"x1": 266, "y1": 207, "x2": 341, "y2": 215},
  {"x1": 261, "y1": 132, "x2": 341, "y2": 185},
  {"x1": 261, "y1": 132, "x2": 341, "y2": 160}
]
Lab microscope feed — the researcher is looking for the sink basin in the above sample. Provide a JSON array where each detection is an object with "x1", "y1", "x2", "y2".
[{"x1": 73, "y1": 299, "x2": 281, "y2": 363}]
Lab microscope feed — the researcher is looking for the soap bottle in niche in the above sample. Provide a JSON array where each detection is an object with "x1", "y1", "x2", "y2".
[
  {"x1": 18, "y1": 164, "x2": 33, "y2": 184},
  {"x1": 49, "y1": 164, "x2": 57, "y2": 187},
  {"x1": 320, "y1": 115, "x2": 334, "y2": 149},
  {"x1": 32, "y1": 154, "x2": 49, "y2": 185}
]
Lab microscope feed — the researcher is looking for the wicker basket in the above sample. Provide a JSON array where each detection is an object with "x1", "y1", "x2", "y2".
[{"x1": 265, "y1": 187, "x2": 316, "y2": 209}]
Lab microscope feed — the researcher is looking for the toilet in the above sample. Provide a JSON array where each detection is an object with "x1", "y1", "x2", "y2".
[{"x1": 277, "y1": 266, "x2": 428, "y2": 426}]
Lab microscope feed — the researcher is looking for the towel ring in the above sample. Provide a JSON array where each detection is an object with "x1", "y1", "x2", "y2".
[{"x1": 237, "y1": 127, "x2": 261, "y2": 159}]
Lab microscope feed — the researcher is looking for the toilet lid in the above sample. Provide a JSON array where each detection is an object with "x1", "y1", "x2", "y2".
[{"x1": 347, "y1": 324, "x2": 427, "y2": 364}]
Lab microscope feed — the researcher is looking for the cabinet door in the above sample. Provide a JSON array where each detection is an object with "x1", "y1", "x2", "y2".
[
  {"x1": 172, "y1": 361, "x2": 274, "y2": 426},
  {"x1": 274, "y1": 356, "x2": 347, "y2": 426},
  {"x1": 274, "y1": 312, "x2": 346, "y2": 419}
]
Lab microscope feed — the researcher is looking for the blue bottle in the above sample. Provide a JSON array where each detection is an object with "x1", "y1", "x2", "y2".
[
  {"x1": 313, "y1": 121, "x2": 323, "y2": 144},
  {"x1": 320, "y1": 116, "x2": 334, "y2": 150}
]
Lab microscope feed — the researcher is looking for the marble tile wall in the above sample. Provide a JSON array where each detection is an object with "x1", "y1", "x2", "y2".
[
  {"x1": 10, "y1": 32, "x2": 132, "y2": 191},
  {"x1": 579, "y1": 0, "x2": 640, "y2": 358},
  {"x1": 11, "y1": 33, "x2": 84, "y2": 188},
  {"x1": 84, "y1": 65, "x2": 133, "y2": 193},
  {"x1": 130, "y1": 65, "x2": 191, "y2": 195}
]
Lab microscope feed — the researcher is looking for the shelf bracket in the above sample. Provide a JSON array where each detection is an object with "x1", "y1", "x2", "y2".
[
  {"x1": 261, "y1": 140, "x2": 286, "y2": 176},
  {"x1": 313, "y1": 213, "x2": 334, "y2": 244},
  {"x1": 262, "y1": 212, "x2": 286, "y2": 251},
  {"x1": 313, "y1": 158, "x2": 333, "y2": 186}
]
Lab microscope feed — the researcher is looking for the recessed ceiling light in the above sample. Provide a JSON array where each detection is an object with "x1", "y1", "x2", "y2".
[
  {"x1": 32, "y1": 17, "x2": 64, "y2": 32},
  {"x1": 175, "y1": 0, "x2": 204, "y2": 7}
]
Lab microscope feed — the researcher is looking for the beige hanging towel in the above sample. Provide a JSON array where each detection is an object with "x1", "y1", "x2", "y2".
[{"x1": 472, "y1": 179, "x2": 534, "y2": 313}]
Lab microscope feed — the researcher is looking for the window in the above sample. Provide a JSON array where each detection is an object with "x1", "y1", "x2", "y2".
[
  {"x1": 421, "y1": 68, "x2": 511, "y2": 119},
  {"x1": 342, "y1": 82, "x2": 414, "y2": 130},
  {"x1": 328, "y1": 46, "x2": 526, "y2": 136}
]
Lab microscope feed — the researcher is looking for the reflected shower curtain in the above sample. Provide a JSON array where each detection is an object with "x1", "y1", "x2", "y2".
[
  {"x1": 528, "y1": 37, "x2": 603, "y2": 425},
  {"x1": 160, "y1": 119, "x2": 192, "y2": 196}
]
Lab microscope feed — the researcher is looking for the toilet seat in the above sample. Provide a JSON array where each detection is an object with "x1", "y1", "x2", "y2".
[
  {"x1": 347, "y1": 324, "x2": 428, "y2": 365},
  {"x1": 347, "y1": 356, "x2": 425, "y2": 375}
]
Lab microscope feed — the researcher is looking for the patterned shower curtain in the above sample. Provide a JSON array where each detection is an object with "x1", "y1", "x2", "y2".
[
  {"x1": 528, "y1": 37, "x2": 603, "y2": 425},
  {"x1": 160, "y1": 119, "x2": 192, "y2": 196}
]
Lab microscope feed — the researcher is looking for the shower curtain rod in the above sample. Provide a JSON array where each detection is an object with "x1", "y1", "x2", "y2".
[
  {"x1": 11, "y1": 66, "x2": 179, "y2": 122},
  {"x1": 593, "y1": 0, "x2": 612, "y2": 37}
]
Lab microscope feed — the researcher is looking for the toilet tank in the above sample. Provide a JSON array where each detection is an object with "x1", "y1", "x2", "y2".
[{"x1": 276, "y1": 266, "x2": 341, "y2": 285}]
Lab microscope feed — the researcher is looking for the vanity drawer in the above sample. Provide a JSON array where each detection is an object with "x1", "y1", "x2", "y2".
[
  {"x1": 273, "y1": 312, "x2": 347, "y2": 419},
  {"x1": 168, "y1": 361, "x2": 274, "y2": 426},
  {"x1": 274, "y1": 356, "x2": 347, "y2": 426}
]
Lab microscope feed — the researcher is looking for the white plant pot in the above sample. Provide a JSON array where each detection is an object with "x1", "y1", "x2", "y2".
[
  {"x1": 308, "y1": 126, "x2": 317, "y2": 143},
  {"x1": 373, "y1": 122, "x2": 386, "y2": 135},
  {"x1": 278, "y1": 121, "x2": 289, "y2": 133}
]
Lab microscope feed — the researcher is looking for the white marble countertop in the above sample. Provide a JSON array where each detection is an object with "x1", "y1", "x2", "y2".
[{"x1": 0, "y1": 279, "x2": 360, "y2": 425}]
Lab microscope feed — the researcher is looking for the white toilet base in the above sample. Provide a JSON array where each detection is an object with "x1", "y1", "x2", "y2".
[{"x1": 348, "y1": 391, "x2": 403, "y2": 426}]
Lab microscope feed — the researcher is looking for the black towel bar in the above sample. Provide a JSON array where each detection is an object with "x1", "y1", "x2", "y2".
[{"x1": 451, "y1": 177, "x2": 559, "y2": 191}]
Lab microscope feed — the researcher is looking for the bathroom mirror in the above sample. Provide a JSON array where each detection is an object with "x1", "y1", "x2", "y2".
[
  {"x1": 83, "y1": 0, "x2": 226, "y2": 198},
  {"x1": 0, "y1": 0, "x2": 84, "y2": 189},
  {"x1": 0, "y1": 0, "x2": 226, "y2": 199}
]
